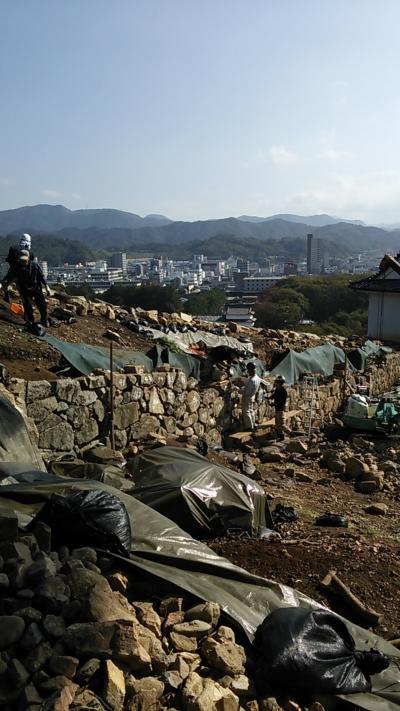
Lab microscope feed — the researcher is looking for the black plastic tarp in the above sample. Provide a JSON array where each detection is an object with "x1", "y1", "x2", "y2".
[
  {"x1": 42, "y1": 333, "x2": 153, "y2": 376},
  {"x1": 49, "y1": 458, "x2": 133, "y2": 491},
  {"x1": 269, "y1": 342, "x2": 347, "y2": 386},
  {"x1": 130, "y1": 446, "x2": 267, "y2": 537}
]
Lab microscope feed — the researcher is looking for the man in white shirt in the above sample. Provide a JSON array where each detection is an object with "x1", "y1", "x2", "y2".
[{"x1": 242, "y1": 362, "x2": 262, "y2": 431}]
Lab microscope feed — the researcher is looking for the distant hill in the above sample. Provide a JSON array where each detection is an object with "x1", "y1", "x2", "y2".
[
  {"x1": 53, "y1": 218, "x2": 397, "y2": 254},
  {"x1": 0, "y1": 204, "x2": 398, "y2": 257},
  {"x1": 238, "y1": 213, "x2": 365, "y2": 227},
  {"x1": 144, "y1": 234, "x2": 351, "y2": 261},
  {"x1": 0, "y1": 204, "x2": 173, "y2": 233},
  {"x1": 54, "y1": 217, "x2": 310, "y2": 249}
]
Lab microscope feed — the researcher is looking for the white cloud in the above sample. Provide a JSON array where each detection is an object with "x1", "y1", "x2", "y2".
[
  {"x1": 317, "y1": 148, "x2": 352, "y2": 161},
  {"x1": 41, "y1": 188, "x2": 64, "y2": 199},
  {"x1": 276, "y1": 170, "x2": 400, "y2": 221},
  {"x1": 268, "y1": 145, "x2": 299, "y2": 166}
]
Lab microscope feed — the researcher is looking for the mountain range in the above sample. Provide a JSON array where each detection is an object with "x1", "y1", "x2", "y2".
[
  {"x1": 237, "y1": 213, "x2": 365, "y2": 227},
  {"x1": 0, "y1": 204, "x2": 399, "y2": 256},
  {"x1": 0, "y1": 204, "x2": 172, "y2": 233}
]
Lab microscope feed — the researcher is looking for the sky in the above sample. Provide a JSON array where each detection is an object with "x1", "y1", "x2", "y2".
[{"x1": 1, "y1": 0, "x2": 400, "y2": 224}]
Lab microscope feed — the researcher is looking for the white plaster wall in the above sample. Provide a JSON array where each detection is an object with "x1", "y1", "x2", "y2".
[{"x1": 368, "y1": 292, "x2": 400, "y2": 341}]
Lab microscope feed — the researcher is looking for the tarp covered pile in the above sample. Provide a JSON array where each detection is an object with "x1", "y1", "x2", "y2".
[
  {"x1": 0, "y1": 394, "x2": 399, "y2": 710},
  {"x1": 269, "y1": 342, "x2": 347, "y2": 386},
  {"x1": 43, "y1": 333, "x2": 154, "y2": 376},
  {"x1": 348, "y1": 339, "x2": 393, "y2": 372},
  {"x1": 130, "y1": 445, "x2": 267, "y2": 537}
]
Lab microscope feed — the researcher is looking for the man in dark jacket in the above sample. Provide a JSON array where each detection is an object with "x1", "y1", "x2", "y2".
[
  {"x1": 2, "y1": 250, "x2": 50, "y2": 326},
  {"x1": 268, "y1": 375, "x2": 288, "y2": 439},
  {"x1": 6, "y1": 233, "x2": 35, "y2": 272}
]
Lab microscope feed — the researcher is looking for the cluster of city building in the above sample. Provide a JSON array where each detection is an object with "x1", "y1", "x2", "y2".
[
  {"x1": 0, "y1": 233, "x2": 384, "y2": 328},
  {"x1": 41, "y1": 233, "x2": 380, "y2": 295}
]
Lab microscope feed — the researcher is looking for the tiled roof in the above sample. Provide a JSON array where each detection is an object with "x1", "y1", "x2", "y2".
[
  {"x1": 349, "y1": 278, "x2": 400, "y2": 292},
  {"x1": 349, "y1": 254, "x2": 400, "y2": 292}
]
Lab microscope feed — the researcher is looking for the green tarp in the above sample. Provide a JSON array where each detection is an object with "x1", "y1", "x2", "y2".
[
  {"x1": 43, "y1": 333, "x2": 154, "y2": 376},
  {"x1": 0, "y1": 395, "x2": 399, "y2": 710},
  {"x1": 0, "y1": 476, "x2": 398, "y2": 711},
  {"x1": 148, "y1": 327, "x2": 254, "y2": 355},
  {"x1": 0, "y1": 394, "x2": 45, "y2": 471},
  {"x1": 348, "y1": 340, "x2": 393, "y2": 372},
  {"x1": 269, "y1": 342, "x2": 346, "y2": 386},
  {"x1": 147, "y1": 344, "x2": 201, "y2": 379}
]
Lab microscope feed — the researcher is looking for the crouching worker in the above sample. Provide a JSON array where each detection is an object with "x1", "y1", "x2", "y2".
[
  {"x1": 2, "y1": 250, "x2": 50, "y2": 327},
  {"x1": 242, "y1": 362, "x2": 263, "y2": 431},
  {"x1": 267, "y1": 375, "x2": 288, "y2": 439}
]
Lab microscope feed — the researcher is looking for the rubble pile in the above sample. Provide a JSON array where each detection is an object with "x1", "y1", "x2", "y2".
[
  {"x1": 47, "y1": 290, "x2": 238, "y2": 338},
  {"x1": 320, "y1": 435, "x2": 400, "y2": 496},
  {"x1": 7, "y1": 285, "x2": 345, "y2": 349},
  {"x1": 0, "y1": 510, "x2": 305, "y2": 711}
]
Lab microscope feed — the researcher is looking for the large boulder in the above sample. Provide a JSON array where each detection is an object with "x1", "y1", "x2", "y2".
[{"x1": 344, "y1": 456, "x2": 370, "y2": 479}]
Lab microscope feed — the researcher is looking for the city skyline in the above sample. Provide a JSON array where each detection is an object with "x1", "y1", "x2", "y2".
[{"x1": 2, "y1": 1, "x2": 400, "y2": 223}]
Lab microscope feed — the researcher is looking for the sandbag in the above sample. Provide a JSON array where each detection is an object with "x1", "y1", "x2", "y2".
[
  {"x1": 28, "y1": 489, "x2": 131, "y2": 556},
  {"x1": 257, "y1": 607, "x2": 389, "y2": 694}
]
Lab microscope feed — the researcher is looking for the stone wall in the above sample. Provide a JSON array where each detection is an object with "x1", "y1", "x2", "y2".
[
  {"x1": 7, "y1": 353, "x2": 400, "y2": 458},
  {"x1": 7, "y1": 368, "x2": 227, "y2": 458},
  {"x1": 361, "y1": 353, "x2": 400, "y2": 396}
]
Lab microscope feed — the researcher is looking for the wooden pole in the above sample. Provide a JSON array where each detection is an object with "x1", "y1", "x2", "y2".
[
  {"x1": 320, "y1": 569, "x2": 383, "y2": 628},
  {"x1": 109, "y1": 342, "x2": 115, "y2": 451}
]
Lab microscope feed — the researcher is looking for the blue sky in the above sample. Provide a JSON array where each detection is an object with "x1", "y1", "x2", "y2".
[{"x1": 1, "y1": 0, "x2": 400, "y2": 223}]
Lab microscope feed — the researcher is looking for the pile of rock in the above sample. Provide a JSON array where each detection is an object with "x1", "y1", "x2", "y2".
[
  {"x1": 0, "y1": 509, "x2": 307, "y2": 711},
  {"x1": 319, "y1": 436, "x2": 400, "y2": 497}
]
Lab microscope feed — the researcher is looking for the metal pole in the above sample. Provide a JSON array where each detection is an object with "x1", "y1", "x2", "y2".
[
  {"x1": 340, "y1": 353, "x2": 348, "y2": 408},
  {"x1": 109, "y1": 342, "x2": 115, "y2": 451}
]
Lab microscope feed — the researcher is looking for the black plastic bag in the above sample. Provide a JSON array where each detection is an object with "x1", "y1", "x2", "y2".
[
  {"x1": 272, "y1": 504, "x2": 298, "y2": 525},
  {"x1": 315, "y1": 512, "x2": 348, "y2": 528},
  {"x1": 28, "y1": 490, "x2": 131, "y2": 556},
  {"x1": 26, "y1": 322, "x2": 46, "y2": 337},
  {"x1": 257, "y1": 607, "x2": 389, "y2": 694}
]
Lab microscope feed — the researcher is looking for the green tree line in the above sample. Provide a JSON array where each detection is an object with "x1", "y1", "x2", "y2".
[{"x1": 255, "y1": 275, "x2": 369, "y2": 336}]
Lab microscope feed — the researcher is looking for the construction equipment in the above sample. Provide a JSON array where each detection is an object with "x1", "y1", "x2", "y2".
[
  {"x1": 301, "y1": 375, "x2": 324, "y2": 440},
  {"x1": 342, "y1": 396, "x2": 400, "y2": 435}
]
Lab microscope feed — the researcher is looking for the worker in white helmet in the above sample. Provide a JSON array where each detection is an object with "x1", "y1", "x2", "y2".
[{"x1": 6, "y1": 233, "x2": 35, "y2": 273}]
